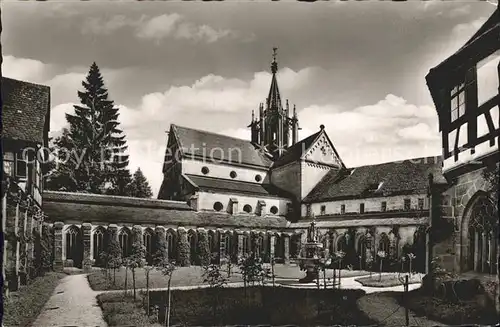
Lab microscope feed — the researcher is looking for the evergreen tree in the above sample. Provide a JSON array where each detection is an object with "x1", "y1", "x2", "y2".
[
  {"x1": 46, "y1": 62, "x2": 131, "y2": 195},
  {"x1": 128, "y1": 168, "x2": 153, "y2": 198}
]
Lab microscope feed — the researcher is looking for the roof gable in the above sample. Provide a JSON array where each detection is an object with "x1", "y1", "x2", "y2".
[
  {"x1": 1, "y1": 77, "x2": 51, "y2": 144},
  {"x1": 170, "y1": 124, "x2": 273, "y2": 168},
  {"x1": 272, "y1": 131, "x2": 320, "y2": 168},
  {"x1": 302, "y1": 130, "x2": 345, "y2": 168}
]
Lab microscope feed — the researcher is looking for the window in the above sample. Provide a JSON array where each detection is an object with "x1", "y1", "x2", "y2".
[
  {"x1": 306, "y1": 204, "x2": 312, "y2": 217},
  {"x1": 16, "y1": 151, "x2": 28, "y2": 178},
  {"x1": 243, "y1": 204, "x2": 252, "y2": 213},
  {"x1": 381, "y1": 201, "x2": 387, "y2": 212},
  {"x1": 418, "y1": 198, "x2": 425, "y2": 210},
  {"x1": 3, "y1": 152, "x2": 14, "y2": 176},
  {"x1": 230, "y1": 171, "x2": 237, "y2": 179},
  {"x1": 359, "y1": 203, "x2": 365, "y2": 214},
  {"x1": 477, "y1": 51, "x2": 500, "y2": 105},
  {"x1": 450, "y1": 82, "x2": 466, "y2": 122},
  {"x1": 340, "y1": 204, "x2": 346, "y2": 214},
  {"x1": 270, "y1": 206, "x2": 278, "y2": 215},
  {"x1": 213, "y1": 202, "x2": 223, "y2": 212},
  {"x1": 255, "y1": 174, "x2": 262, "y2": 182},
  {"x1": 320, "y1": 205, "x2": 326, "y2": 215},
  {"x1": 286, "y1": 203, "x2": 293, "y2": 215},
  {"x1": 201, "y1": 166, "x2": 209, "y2": 175},
  {"x1": 404, "y1": 199, "x2": 411, "y2": 211}
]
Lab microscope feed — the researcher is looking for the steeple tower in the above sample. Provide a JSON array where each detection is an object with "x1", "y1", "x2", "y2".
[{"x1": 249, "y1": 47, "x2": 300, "y2": 159}]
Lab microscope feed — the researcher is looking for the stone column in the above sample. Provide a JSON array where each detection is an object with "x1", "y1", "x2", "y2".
[
  {"x1": 474, "y1": 230, "x2": 479, "y2": 272},
  {"x1": 2, "y1": 194, "x2": 8, "y2": 296},
  {"x1": 53, "y1": 222, "x2": 65, "y2": 272},
  {"x1": 283, "y1": 234, "x2": 290, "y2": 264},
  {"x1": 481, "y1": 231, "x2": 487, "y2": 273},
  {"x1": 82, "y1": 223, "x2": 92, "y2": 272}
]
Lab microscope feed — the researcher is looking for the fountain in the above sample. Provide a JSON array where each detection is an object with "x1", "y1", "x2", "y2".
[{"x1": 297, "y1": 215, "x2": 325, "y2": 283}]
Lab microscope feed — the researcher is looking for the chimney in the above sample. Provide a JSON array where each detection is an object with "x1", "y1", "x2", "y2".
[
  {"x1": 258, "y1": 200, "x2": 266, "y2": 216},
  {"x1": 230, "y1": 198, "x2": 238, "y2": 215},
  {"x1": 189, "y1": 195, "x2": 198, "y2": 211}
]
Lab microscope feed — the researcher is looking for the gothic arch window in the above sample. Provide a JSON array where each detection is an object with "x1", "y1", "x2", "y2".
[
  {"x1": 243, "y1": 204, "x2": 252, "y2": 213},
  {"x1": 337, "y1": 235, "x2": 348, "y2": 253},
  {"x1": 378, "y1": 233, "x2": 390, "y2": 254},
  {"x1": 93, "y1": 227, "x2": 106, "y2": 267},
  {"x1": 357, "y1": 235, "x2": 367, "y2": 270},
  {"x1": 464, "y1": 194, "x2": 498, "y2": 274},
  {"x1": 242, "y1": 234, "x2": 250, "y2": 255},
  {"x1": 220, "y1": 232, "x2": 232, "y2": 260},
  {"x1": 166, "y1": 230, "x2": 176, "y2": 260},
  {"x1": 255, "y1": 234, "x2": 265, "y2": 258},
  {"x1": 143, "y1": 228, "x2": 154, "y2": 265},
  {"x1": 66, "y1": 225, "x2": 83, "y2": 268},
  {"x1": 119, "y1": 228, "x2": 132, "y2": 258}
]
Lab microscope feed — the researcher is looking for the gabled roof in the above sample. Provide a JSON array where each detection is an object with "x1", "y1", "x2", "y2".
[
  {"x1": 304, "y1": 156, "x2": 444, "y2": 202},
  {"x1": 185, "y1": 174, "x2": 291, "y2": 199},
  {"x1": 1, "y1": 77, "x2": 50, "y2": 144},
  {"x1": 170, "y1": 124, "x2": 273, "y2": 168},
  {"x1": 43, "y1": 191, "x2": 193, "y2": 210},
  {"x1": 43, "y1": 191, "x2": 288, "y2": 229},
  {"x1": 272, "y1": 131, "x2": 321, "y2": 168}
]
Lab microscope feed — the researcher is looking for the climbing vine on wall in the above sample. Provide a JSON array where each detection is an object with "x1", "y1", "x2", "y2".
[
  {"x1": 198, "y1": 230, "x2": 210, "y2": 266},
  {"x1": 177, "y1": 228, "x2": 190, "y2": 267}
]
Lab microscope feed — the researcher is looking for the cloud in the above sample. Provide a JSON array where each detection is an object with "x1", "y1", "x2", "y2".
[
  {"x1": 3, "y1": 55, "x2": 51, "y2": 83},
  {"x1": 452, "y1": 17, "x2": 487, "y2": 36},
  {"x1": 81, "y1": 13, "x2": 247, "y2": 44}
]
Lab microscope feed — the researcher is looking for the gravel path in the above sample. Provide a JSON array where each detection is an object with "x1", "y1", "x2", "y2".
[
  {"x1": 357, "y1": 292, "x2": 447, "y2": 327},
  {"x1": 32, "y1": 274, "x2": 107, "y2": 327}
]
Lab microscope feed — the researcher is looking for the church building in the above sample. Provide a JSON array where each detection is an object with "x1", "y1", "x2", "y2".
[{"x1": 5, "y1": 50, "x2": 444, "y2": 277}]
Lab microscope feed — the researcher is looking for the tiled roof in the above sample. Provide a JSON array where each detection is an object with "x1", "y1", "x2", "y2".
[
  {"x1": 43, "y1": 192, "x2": 287, "y2": 229},
  {"x1": 272, "y1": 131, "x2": 321, "y2": 168},
  {"x1": 290, "y1": 216, "x2": 429, "y2": 229},
  {"x1": 1, "y1": 77, "x2": 50, "y2": 144},
  {"x1": 43, "y1": 191, "x2": 193, "y2": 210},
  {"x1": 171, "y1": 124, "x2": 273, "y2": 168},
  {"x1": 185, "y1": 174, "x2": 291, "y2": 199},
  {"x1": 304, "y1": 156, "x2": 444, "y2": 202}
]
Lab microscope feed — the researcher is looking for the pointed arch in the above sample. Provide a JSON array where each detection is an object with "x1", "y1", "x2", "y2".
[
  {"x1": 66, "y1": 225, "x2": 83, "y2": 268},
  {"x1": 187, "y1": 229, "x2": 198, "y2": 265},
  {"x1": 143, "y1": 228, "x2": 155, "y2": 265},
  {"x1": 93, "y1": 226, "x2": 107, "y2": 267},
  {"x1": 119, "y1": 227, "x2": 132, "y2": 258},
  {"x1": 166, "y1": 228, "x2": 177, "y2": 260},
  {"x1": 460, "y1": 191, "x2": 498, "y2": 273}
]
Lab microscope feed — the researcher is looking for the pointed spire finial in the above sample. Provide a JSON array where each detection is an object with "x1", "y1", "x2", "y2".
[{"x1": 271, "y1": 47, "x2": 278, "y2": 74}]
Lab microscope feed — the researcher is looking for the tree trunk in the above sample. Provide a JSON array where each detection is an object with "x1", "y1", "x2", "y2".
[
  {"x1": 132, "y1": 268, "x2": 136, "y2": 300},
  {"x1": 146, "y1": 271, "x2": 150, "y2": 316},
  {"x1": 125, "y1": 267, "x2": 128, "y2": 295},
  {"x1": 113, "y1": 268, "x2": 116, "y2": 285},
  {"x1": 167, "y1": 276, "x2": 172, "y2": 327},
  {"x1": 379, "y1": 260, "x2": 383, "y2": 281}
]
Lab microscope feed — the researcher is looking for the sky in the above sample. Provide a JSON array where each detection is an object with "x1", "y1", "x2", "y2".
[{"x1": 2, "y1": 1, "x2": 497, "y2": 196}]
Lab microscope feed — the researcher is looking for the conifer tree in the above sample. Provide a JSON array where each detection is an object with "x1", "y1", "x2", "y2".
[
  {"x1": 46, "y1": 62, "x2": 131, "y2": 195},
  {"x1": 128, "y1": 168, "x2": 153, "y2": 198}
]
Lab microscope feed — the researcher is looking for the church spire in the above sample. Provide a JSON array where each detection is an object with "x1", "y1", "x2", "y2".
[{"x1": 267, "y1": 47, "x2": 282, "y2": 111}]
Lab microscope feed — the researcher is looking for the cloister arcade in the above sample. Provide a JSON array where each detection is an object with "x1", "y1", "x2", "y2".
[{"x1": 56, "y1": 222, "x2": 427, "y2": 273}]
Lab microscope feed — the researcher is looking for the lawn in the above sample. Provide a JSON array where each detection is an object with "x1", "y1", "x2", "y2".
[
  {"x1": 97, "y1": 292, "x2": 162, "y2": 327},
  {"x1": 2, "y1": 272, "x2": 67, "y2": 327},
  {"x1": 399, "y1": 288, "x2": 499, "y2": 326},
  {"x1": 88, "y1": 264, "x2": 371, "y2": 291},
  {"x1": 148, "y1": 286, "x2": 378, "y2": 326},
  {"x1": 355, "y1": 273, "x2": 423, "y2": 287}
]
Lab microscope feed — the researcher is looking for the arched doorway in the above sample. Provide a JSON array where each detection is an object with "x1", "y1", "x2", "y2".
[
  {"x1": 461, "y1": 192, "x2": 498, "y2": 274},
  {"x1": 66, "y1": 225, "x2": 83, "y2": 268},
  {"x1": 357, "y1": 235, "x2": 367, "y2": 270},
  {"x1": 119, "y1": 228, "x2": 132, "y2": 258},
  {"x1": 166, "y1": 229, "x2": 176, "y2": 261},
  {"x1": 188, "y1": 230, "x2": 198, "y2": 265},
  {"x1": 378, "y1": 233, "x2": 390, "y2": 272},
  {"x1": 143, "y1": 228, "x2": 154, "y2": 265}
]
